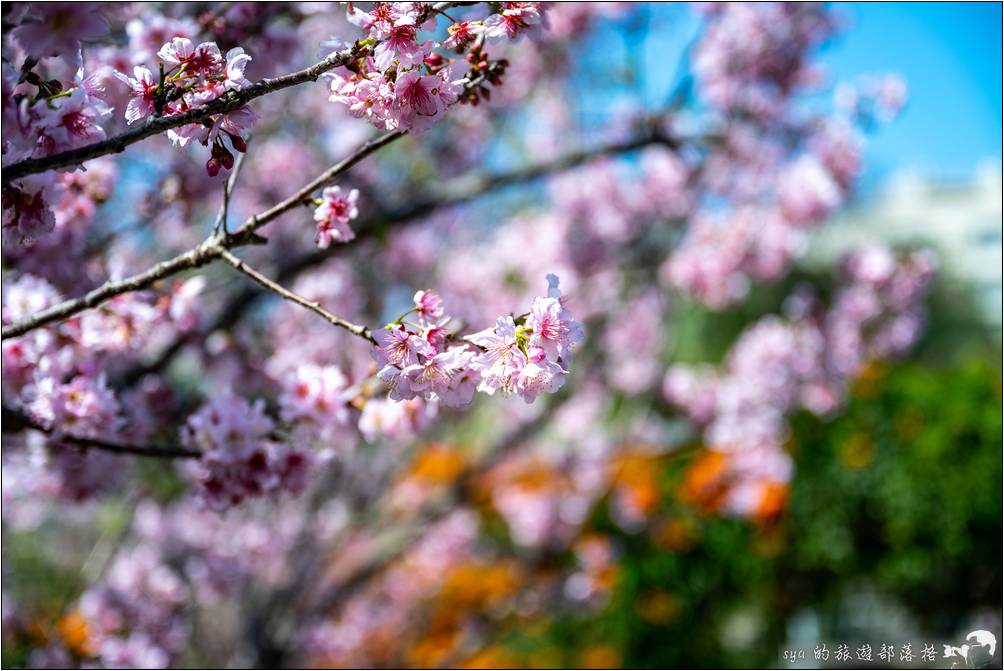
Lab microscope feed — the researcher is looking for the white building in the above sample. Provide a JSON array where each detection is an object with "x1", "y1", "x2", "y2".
[{"x1": 811, "y1": 163, "x2": 1003, "y2": 325}]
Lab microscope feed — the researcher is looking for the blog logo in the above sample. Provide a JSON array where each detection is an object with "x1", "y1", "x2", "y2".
[{"x1": 943, "y1": 630, "x2": 997, "y2": 669}]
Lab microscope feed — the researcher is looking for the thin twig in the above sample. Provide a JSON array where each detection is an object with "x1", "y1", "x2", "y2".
[
  {"x1": 219, "y1": 250, "x2": 376, "y2": 344},
  {"x1": 213, "y1": 151, "x2": 246, "y2": 237},
  {"x1": 1, "y1": 406, "x2": 201, "y2": 459}
]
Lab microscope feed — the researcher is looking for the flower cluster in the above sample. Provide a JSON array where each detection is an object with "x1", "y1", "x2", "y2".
[
  {"x1": 663, "y1": 245, "x2": 935, "y2": 519},
  {"x1": 183, "y1": 391, "x2": 311, "y2": 510},
  {"x1": 114, "y1": 37, "x2": 257, "y2": 175},
  {"x1": 78, "y1": 546, "x2": 189, "y2": 668},
  {"x1": 693, "y1": 3, "x2": 834, "y2": 118},
  {"x1": 326, "y1": 2, "x2": 543, "y2": 132},
  {"x1": 279, "y1": 364, "x2": 356, "y2": 443},
  {"x1": 2, "y1": 64, "x2": 112, "y2": 244},
  {"x1": 313, "y1": 185, "x2": 360, "y2": 248},
  {"x1": 374, "y1": 275, "x2": 582, "y2": 407},
  {"x1": 2, "y1": 273, "x2": 207, "y2": 405},
  {"x1": 9, "y1": 3, "x2": 109, "y2": 68}
]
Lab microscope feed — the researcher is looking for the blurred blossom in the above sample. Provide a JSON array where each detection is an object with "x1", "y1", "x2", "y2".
[{"x1": 1, "y1": 3, "x2": 967, "y2": 668}]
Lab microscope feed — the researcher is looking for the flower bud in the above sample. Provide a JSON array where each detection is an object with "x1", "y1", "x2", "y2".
[
  {"x1": 218, "y1": 146, "x2": 235, "y2": 170},
  {"x1": 230, "y1": 134, "x2": 247, "y2": 153}
]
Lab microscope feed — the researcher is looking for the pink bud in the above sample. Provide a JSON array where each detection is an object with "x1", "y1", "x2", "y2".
[
  {"x1": 219, "y1": 147, "x2": 235, "y2": 170},
  {"x1": 230, "y1": 134, "x2": 247, "y2": 153}
]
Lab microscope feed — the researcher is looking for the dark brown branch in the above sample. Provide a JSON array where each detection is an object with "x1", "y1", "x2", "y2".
[
  {"x1": 0, "y1": 2, "x2": 463, "y2": 185},
  {"x1": 220, "y1": 250, "x2": 376, "y2": 344},
  {"x1": 1, "y1": 406, "x2": 201, "y2": 459}
]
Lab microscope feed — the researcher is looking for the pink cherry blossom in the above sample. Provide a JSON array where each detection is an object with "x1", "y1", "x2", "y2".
[
  {"x1": 467, "y1": 316, "x2": 528, "y2": 395},
  {"x1": 377, "y1": 323, "x2": 432, "y2": 368},
  {"x1": 114, "y1": 65, "x2": 159, "y2": 124},
  {"x1": 313, "y1": 185, "x2": 360, "y2": 248},
  {"x1": 445, "y1": 21, "x2": 484, "y2": 51},
  {"x1": 11, "y1": 3, "x2": 108, "y2": 67},
  {"x1": 373, "y1": 16, "x2": 433, "y2": 71},
  {"x1": 413, "y1": 289, "x2": 445, "y2": 323},
  {"x1": 483, "y1": 3, "x2": 545, "y2": 40},
  {"x1": 516, "y1": 346, "x2": 566, "y2": 403},
  {"x1": 526, "y1": 274, "x2": 585, "y2": 361}
]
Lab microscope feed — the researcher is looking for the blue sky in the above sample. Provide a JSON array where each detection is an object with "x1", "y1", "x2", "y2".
[
  {"x1": 821, "y1": 2, "x2": 1002, "y2": 184},
  {"x1": 595, "y1": 3, "x2": 1002, "y2": 188}
]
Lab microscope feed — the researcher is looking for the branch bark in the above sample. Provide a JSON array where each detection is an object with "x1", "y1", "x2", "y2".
[
  {"x1": 2, "y1": 406, "x2": 201, "y2": 459},
  {"x1": 220, "y1": 250, "x2": 376, "y2": 344}
]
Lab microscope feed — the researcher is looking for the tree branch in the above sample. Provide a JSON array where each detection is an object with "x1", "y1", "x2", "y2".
[
  {"x1": 1, "y1": 130, "x2": 403, "y2": 340},
  {"x1": 1, "y1": 406, "x2": 201, "y2": 459},
  {"x1": 2, "y1": 60, "x2": 516, "y2": 341},
  {"x1": 0, "y1": 2, "x2": 463, "y2": 185},
  {"x1": 219, "y1": 250, "x2": 376, "y2": 344},
  {"x1": 113, "y1": 126, "x2": 677, "y2": 386}
]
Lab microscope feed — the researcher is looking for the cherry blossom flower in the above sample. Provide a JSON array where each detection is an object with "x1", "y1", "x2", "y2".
[
  {"x1": 393, "y1": 70, "x2": 442, "y2": 119},
  {"x1": 157, "y1": 38, "x2": 222, "y2": 75},
  {"x1": 413, "y1": 289, "x2": 445, "y2": 323},
  {"x1": 223, "y1": 47, "x2": 253, "y2": 91},
  {"x1": 445, "y1": 21, "x2": 484, "y2": 51},
  {"x1": 483, "y1": 2, "x2": 545, "y2": 40},
  {"x1": 777, "y1": 155, "x2": 843, "y2": 226},
  {"x1": 2, "y1": 177, "x2": 56, "y2": 245},
  {"x1": 378, "y1": 323, "x2": 432, "y2": 368},
  {"x1": 526, "y1": 276, "x2": 584, "y2": 361},
  {"x1": 184, "y1": 392, "x2": 310, "y2": 510},
  {"x1": 279, "y1": 364, "x2": 355, "y2": 431},
  {"x1": 11, "y1": 3, "x2": 108, "y2": 66},
  {"x1": 313, "y1": 185, "x2": 360, "y2": 248},
  {"x1": 399, "y1": 347, "x2": 466, "y2": 403},
  {"x1": 373, "y1": 16, "x2": 433, "y2": 71},
  {"x1": 114, "y1": 66, "x2": 159, "y2": 124},
  {"x1": 467, "y1": 316, "x2": 528, "y2": 395},
  {"x1": 347, "y1": 3, "x2": 402, "y2": 36},
  {"x1": 516, "y1": 346, "x2": 567, "y2": 403},
  {"x1": 37, "y1": 86, "x2": 110, "y2": 152}
]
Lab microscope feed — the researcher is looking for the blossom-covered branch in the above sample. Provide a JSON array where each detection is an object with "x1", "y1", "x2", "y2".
[
  {"x1": 2, "y1": 58, "x2": 514, "y2": 340},
  {"x1": 0, "y1": 1, "x2": 463, "y2": 185},
  {"x1": 118, "y1": 123, "x2": 679, "y2": 386}
]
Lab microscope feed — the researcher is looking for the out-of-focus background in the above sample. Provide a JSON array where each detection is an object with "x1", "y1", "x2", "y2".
[
  {"x1": 556, "y1": 5, "x2": 1004, "y2": 667},
  {"x1": 2, "y1": 2, "x2": 1001, "y2": 669}
]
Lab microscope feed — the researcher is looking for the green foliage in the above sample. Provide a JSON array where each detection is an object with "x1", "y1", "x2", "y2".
[{"x1": 507, "y1": 356, "x2": 1001, "y2": 668}]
